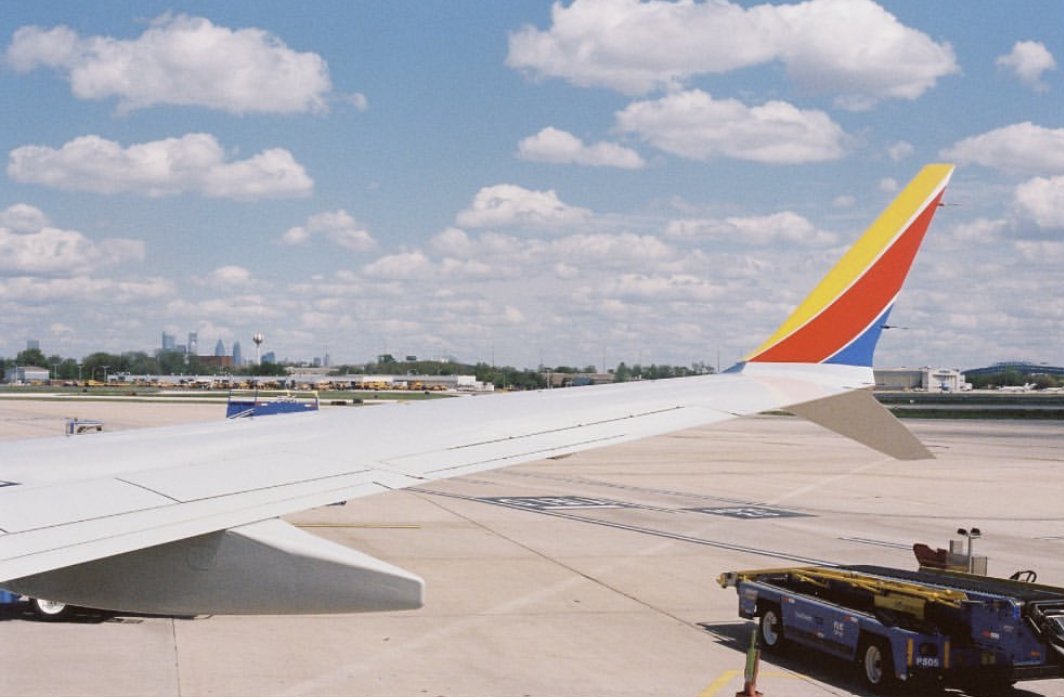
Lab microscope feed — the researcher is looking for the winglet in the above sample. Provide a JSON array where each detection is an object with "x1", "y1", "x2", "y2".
[{"x1": 746, "y1": 164, "x2": 954, "y2": 367}]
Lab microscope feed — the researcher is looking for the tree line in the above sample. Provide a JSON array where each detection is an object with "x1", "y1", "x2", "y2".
[
  {"x1": 3, "y1": 347, "x2": 711, "y2": 387},
  {"x1": 338, "y1": 356, "x2": 713, "y2": 390},
  {"x1": 1, "y1": 347, "x2": 287, "y2": 381}
]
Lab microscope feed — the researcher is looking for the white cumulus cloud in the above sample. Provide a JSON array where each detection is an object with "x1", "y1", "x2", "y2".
[
  {"x1": 771, "y1": 0, "x2": 959, "y2": 110},
  {"x1": 507, "y1": 0, "x2": 957, "y2": 108},
  {"x1": 282, "y1": 210, "x2": 376, "y2": 252},
  {"x1": 0, "y1": 276, "x2": 172, "y2": 303},
  {"x1": 888, "y1": 140, "x2": 914, "y2": 162},
  {"x1": 616, "y1": 89, "x2": 848, "y2": 164},
  {"x1": 0, "y1": 203, "x2": 51, "y2": 233},
  {"x1": 666, "y1": 211, "x2": 836, "y2": 246},
  {"x1": 429, "y1": 227, "x2": 476, "y2": 256},
  {"x1": 8, "y1": 133, "x2": 313, "y2": 200},
  {"x1": 6, "y1": 14, "x2": 333, "y2": 114},
  {"x1": 517, "y1": 127, "x2": 645, "y2": 169},
  {"x1": 1015, "y1": 176, "x2": 1064, "y2": 228},
  {"x1": 606, "y1": 273, "x2": 724, "y2": 302},
  {"x1": 0, "y1": 204, "x2": 144, "y2": 276},
  {"x1": 996, "y1": 41, "x2": 1056, "y2": 92},
  {"x1": 362, "y1": 251, "x2": 433, "y2": 280},
  {"x1": 948, "y1": 218, "x2": 1008, "y2": 245},
  {"x1": 942, "y1": 123, "x2": 1064, "y2": 175},
  {"x1": 456, "y1": 184, "x2": 592, "y2": 229},
  {"x1": 207, "y1": 265, "x2": 254, "y2": 287},
  {"x1": 549, "y1": 232, "x2": 674, "y2": 263},
  {"x1": 1015, "y1": 240, "x2": 1064, "y2": 262}
]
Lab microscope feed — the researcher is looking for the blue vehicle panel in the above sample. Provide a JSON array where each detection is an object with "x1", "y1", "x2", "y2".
[{"x1": 723, "y1": 565, "x2": 1064, "y2": 688}]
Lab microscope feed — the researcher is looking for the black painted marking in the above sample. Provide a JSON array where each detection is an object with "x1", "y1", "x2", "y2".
[
  {"x1": 415, "y1": 488, "x2": 833, "y2": 566},
  {"x1": 839, "y1": 536, "x2": 909, "y2": 550},
  {"x1": 477, "y1": 495, "x2": 630, "y2": 511},
  {"x1": 689, "y1": 506, "x2": 812, "y2": 519}
]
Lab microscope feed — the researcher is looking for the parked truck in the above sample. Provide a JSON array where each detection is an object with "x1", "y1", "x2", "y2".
[{"x1": 719, "y1": 564, "x2": 1064, "y2": 692}]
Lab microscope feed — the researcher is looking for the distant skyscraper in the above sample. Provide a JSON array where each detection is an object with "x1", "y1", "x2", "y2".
[
  {"x1": 232, "y1": 341, "x2": 243, "y2": 367},
  {"x1": 262, "y1": 351, "x2": 276, "y2": 364},
  {"x1": 187, "y1": 332, "x2": 198, "y2": 355},
  {"x1": 161, "y1": 332, "x2": 177, "y2": 351},
  {"x1": 26, "y1": 339, "x2": 39, "y2": 351},
  {"x1": 214, "y1": 339, "x2": 226, "y2": 357}
]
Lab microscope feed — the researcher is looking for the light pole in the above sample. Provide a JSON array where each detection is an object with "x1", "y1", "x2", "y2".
[
  {"x1": 252, "y1": 333, "x2": 264, "y2": 365},
  {"x1": 957, "y1": 527, "x2": 981, "y2": 573}
]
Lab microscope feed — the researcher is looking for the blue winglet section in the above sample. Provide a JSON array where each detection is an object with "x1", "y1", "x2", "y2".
[{"x1": 824, "y1": 305, "x2": 893, "y2": 367}]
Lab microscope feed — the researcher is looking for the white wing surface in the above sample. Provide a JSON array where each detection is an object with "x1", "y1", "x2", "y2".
[{"x1": 0, "y1": 165, "x2": 953, "y2": 614}]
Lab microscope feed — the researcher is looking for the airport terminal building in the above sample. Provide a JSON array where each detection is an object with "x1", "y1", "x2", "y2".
[
  {"x1": 2, "y1": 366, "x2": 50, "y2": 385},
  {"x1": 874, "y1": 367, "x2": 968, "y2": 392},
  {"x1": 964, "y1": 361, "x2": 1064, "y2": 380}
]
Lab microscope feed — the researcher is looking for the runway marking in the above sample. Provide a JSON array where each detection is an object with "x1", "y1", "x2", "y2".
[
  {"x1": 416, "y1": 488, "x2": 835, "y2": 565},
  {"x1": 691, "y1": 506, "x2": 812, "y2": 519},
  {"x1": 698, "y1": 668, "x2": 740, "y2": 696},
  {"x1": 839, "y1": 536, "x2": 910, "y2": 549},
  {"x1": 496, "y1": 468, "x2": 758, "y2": 507},
  {"x1": 476, "y1": 495, "x2": 631, "y2": 511}
]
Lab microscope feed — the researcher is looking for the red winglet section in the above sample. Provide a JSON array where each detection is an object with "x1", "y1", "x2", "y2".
[{"x1": 746, "y1": 164, "x2": 954, "y2": 366}]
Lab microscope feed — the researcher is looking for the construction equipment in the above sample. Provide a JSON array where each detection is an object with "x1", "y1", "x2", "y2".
[{"x1": 719, "y1": 565, "x2": 1064, "y2": 691}]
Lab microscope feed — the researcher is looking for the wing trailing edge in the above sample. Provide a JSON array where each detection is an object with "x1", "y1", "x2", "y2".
[{"x1": 4, "y1": 518, "x2": 424, "y2": 615}]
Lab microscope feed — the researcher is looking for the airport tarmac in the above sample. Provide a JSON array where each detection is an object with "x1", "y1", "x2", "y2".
[{"x1": 1, "y1": 398, "x2": 1063, "y2": 697}]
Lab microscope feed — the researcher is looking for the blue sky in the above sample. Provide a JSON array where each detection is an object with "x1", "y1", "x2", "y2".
[{"x1": 0, "y1": 1, "x2": 1061, "y2": 371}]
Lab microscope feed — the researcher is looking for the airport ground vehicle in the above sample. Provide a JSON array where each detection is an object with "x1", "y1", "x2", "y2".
[
  {"x1": 0, "y1": 590, "x2": 80, "y2": 620},
  {"x1": 719, "y1": 565, "x2": 1064, "y2": 692},
  {"x1": 225, "y1": 389, "x2": 320, "y2": 419}
]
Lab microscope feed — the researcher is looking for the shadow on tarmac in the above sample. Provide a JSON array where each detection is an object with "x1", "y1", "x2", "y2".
[
  {"x1": 0, "y1": 599, "x2": 201, "y2": 624},
  {"x1": 0, "y1": 600, "x2": 112, "y2": 624}
]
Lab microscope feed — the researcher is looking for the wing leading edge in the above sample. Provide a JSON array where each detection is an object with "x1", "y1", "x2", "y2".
[{"x1": 0, "y1": 165, "x2": 953, "y2": 614}]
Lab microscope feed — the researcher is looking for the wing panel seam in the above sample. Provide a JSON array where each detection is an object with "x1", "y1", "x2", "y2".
[
  {"x1": 425, "y1": 434, "x2": 629, "y2": 475},
  {"x1": 443, "y1": 405, "x2": 685, "y2": 452},
  {"x1": 114, "y1": 477, "x2": 182, "y2": 503}
]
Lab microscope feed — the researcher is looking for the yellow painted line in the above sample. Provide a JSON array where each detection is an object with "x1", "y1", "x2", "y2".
[
  {"x1": 698, "y1": 669, "x2": 740, "y2": 697},
  {"x1": 697, "y1": 669, "x2": 803, "y2": 697}
]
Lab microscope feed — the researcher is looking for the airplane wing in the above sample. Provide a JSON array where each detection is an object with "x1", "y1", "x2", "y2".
[{"x1": 0, "y1": 164, "x2": 954, "y2": 615}]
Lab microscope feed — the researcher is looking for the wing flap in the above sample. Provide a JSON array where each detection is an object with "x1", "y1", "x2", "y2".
[
  {"x1": 7, "y1": 519, "x2": 423, "y2": 615},
  {"x1": 0, "y1": 477, "x2": 397, "y2": 583}
]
